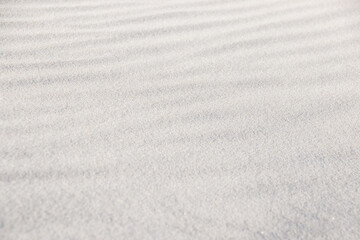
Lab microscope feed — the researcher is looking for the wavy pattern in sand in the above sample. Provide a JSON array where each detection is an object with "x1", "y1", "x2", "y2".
[{"x1": 1, "y1": 0, "x2": 360, "y2": 239}]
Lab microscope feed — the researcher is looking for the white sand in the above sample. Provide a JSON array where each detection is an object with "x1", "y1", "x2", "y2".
[{"x1": 1, "y1": 0, "x2": 360, "y2": 239}]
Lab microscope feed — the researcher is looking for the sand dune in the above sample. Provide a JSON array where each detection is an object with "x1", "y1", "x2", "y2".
[{"x1": 1, "y1": 0, "x2": 360, "y2": 239}]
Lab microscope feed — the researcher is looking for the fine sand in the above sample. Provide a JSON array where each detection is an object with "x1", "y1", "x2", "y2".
[{"x1": 1, "y1": 0, "x2": 360, "y2": 239}]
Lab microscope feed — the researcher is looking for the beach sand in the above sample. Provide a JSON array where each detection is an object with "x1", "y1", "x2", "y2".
[{"x1": 1, "y1": 0, "x2": 360, "y2": 239}]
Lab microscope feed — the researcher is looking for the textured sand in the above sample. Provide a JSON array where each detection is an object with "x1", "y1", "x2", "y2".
[{"x1": 1, "y1": 0, "x2": 360, "y2": 239}]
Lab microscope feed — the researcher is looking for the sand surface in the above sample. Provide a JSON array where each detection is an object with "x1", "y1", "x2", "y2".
[{"x1": 1, "y1": 0, "x2": 360, "y2": 239}]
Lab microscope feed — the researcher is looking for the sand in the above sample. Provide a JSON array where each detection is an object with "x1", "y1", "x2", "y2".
[{"x1": 1, "y1": 0, "x2": 360, "y2": 239}]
